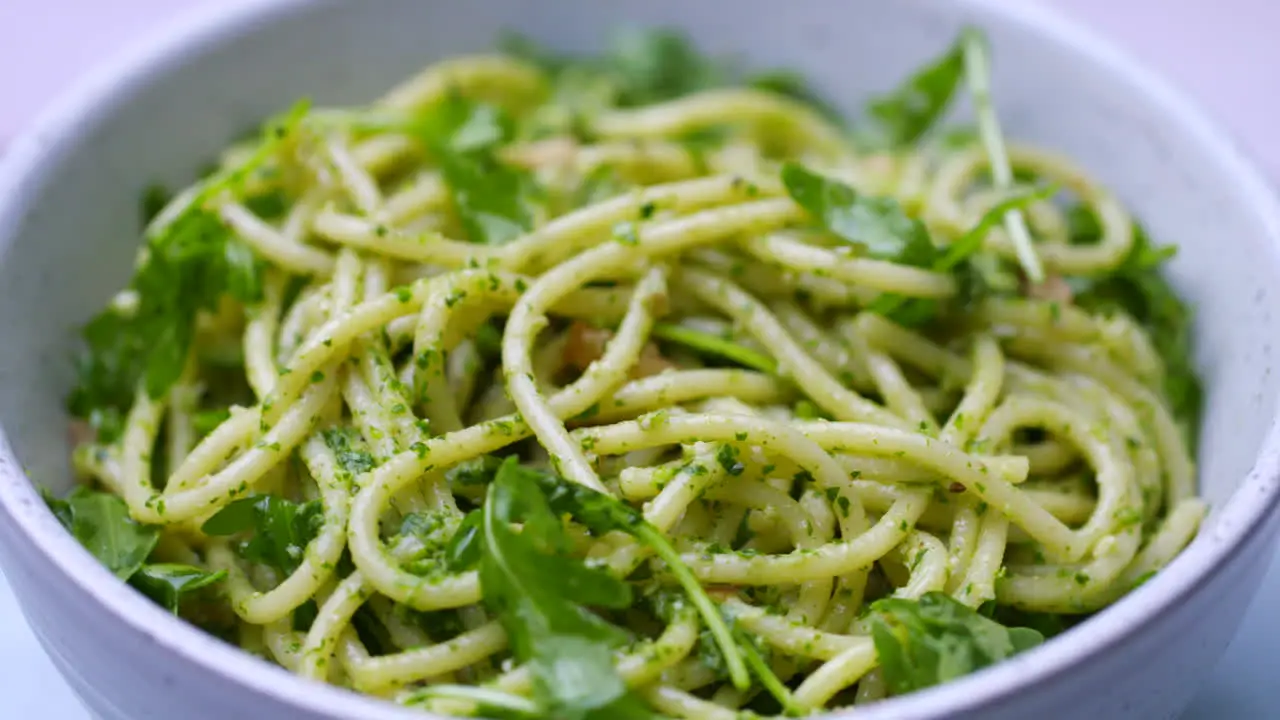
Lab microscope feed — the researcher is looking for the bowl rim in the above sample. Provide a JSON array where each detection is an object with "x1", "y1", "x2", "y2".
[{"x1": 1, "y1": 0, "x2": 1279, "y2": 718}]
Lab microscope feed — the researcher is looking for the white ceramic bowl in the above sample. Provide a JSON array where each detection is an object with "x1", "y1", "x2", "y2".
[{"x1": 2, "y1": 1, "x2": 1279, "y2": 719}]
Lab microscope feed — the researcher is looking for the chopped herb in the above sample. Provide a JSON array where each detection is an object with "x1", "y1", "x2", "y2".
[
  {"x1": 321, "y1": 427, "x2": 378, "y2": 476},
  {"x1": 715, "y1": 444, "x2": 746, "y2": 476}
]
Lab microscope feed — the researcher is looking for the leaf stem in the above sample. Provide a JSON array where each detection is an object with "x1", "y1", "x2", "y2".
[
  {"x1": 961, "y1": 29, "x2": 1045, "y2": 284},
  {"x1": 634, "y1": 524, "x2": 751, "y2": 690},
  {"x1": 650, "y1": 323, "x2": 777, "y2": 375},
  {"x1": 739, "y1": 638, "x2": 805, "y2": 717},
  {"x1": 404, "y1": 684, "x2": 540, "y2": 717}
]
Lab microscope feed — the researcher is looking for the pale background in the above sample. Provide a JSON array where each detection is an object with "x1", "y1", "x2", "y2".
[{"x1": 1, "y1": 0, "x2": 1278, "y2": 717}]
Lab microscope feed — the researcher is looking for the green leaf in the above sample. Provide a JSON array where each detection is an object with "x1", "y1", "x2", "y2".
[
  {"x1": 868, "y1": 185, "x2": 1054, "y2": 325},
  {"x1": 868, "y1": 592, "x2": 1044, "y2": 696},
  {"x1": 650, "y1": 322, "x2": 777, "y2": 374},
  {"x1": 320, "y1": 427, "x2": 377, "y2": 476},
  {"x1": 66, "y1": 100, "x2": 310, "y2": 440},
  {"x1": 937, "y1": 186, "x2": 1056, "y2": 272},
  {"x1": 444, "y1": 510, "x2": 483, "y2": 571},
  {"x1": 453, "y1": 458, "x2": 753, "y2": 717},
  {"x1": 293, "y1": 599, "x2": 319, "y2": 632},
  {"x1": 748, "y1": 70, "x2": 843, "y2": 122},
  {"x1": 604, "y1": 28, "x2": 724, "y2": 107},
  {"x1": 43, "y1": 487, "x2": 159, "y2": 580},
  {"x1": 1068, "y1": 222, "x2": 1203, "y2": 444},
  {"x1": 412, "y1": 95, "x2": 538, "y2": 246},
  {"x1": 781, "y1": 162, "x2": 937, "y2": 266},
  {"x1": 475, "y1": 460, "x2": 636, "y2": 716},
  {"x1": 866, "y1": 38, "x2": 966, "y2": 146},
  {"x1": 130, "y1": 563, "x2": 226, "y2": 614},
  {"x1": 200, "y1": 494, "x2": 324, "y2": 575},
  {"x1": 501, "y1": 461, "x2": 756, "y2": 693}
]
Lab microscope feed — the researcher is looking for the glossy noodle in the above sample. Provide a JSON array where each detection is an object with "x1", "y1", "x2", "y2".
[{"x1": 54, "y1": 27, "x2": 1205, "y2": 719}]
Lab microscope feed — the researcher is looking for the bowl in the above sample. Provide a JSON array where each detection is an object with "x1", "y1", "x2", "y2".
[{"x1": 2, "y1": 1, "x2": 1280, "y2": 718}]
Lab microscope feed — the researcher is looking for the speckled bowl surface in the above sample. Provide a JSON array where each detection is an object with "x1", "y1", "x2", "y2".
[{"x1": 1, "y1": 1, "x2": 1279, "y2": 719}]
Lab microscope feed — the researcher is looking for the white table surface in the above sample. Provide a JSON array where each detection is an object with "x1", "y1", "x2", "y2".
[{"x1": 1, "y1": 1, "x2": 1278, "y2": 718}]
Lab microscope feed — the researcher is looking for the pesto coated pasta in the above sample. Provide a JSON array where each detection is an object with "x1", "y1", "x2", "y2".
[{"x1": 53, "y1": 26, "x2": 1204, "y2": 720}]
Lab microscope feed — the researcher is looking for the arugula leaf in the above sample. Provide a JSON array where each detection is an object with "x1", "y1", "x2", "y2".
[
  {"x1": 868, "y1": 185, "x2": 1055, "y2": 325},
  {"x1": 67, "y1": 100, "x2": 309, "y2": 442},
  {"x1": 201, "y1": 494, "x2": 324, "y2": 575},
  {"x1": 468, "y1": 459, "x2": 643, "y2": 719},
  {"x1": 44, "y1": 488, "x2": 229, "y2": 615},
  {"x1": 500, "y1": 461, "x2": 756, "y2": 693},
  {"x1": 1067, "y1": 221, "x2": 1203, "y2": 443},
  {"x1": 413, "y1": 95, "x2": 538, "y2": 246},
  {"x1": 130, "y1": 563, "x2": 227, "y2": 614},
  {"x1": 447, "y1": 459, "x2": 767, "y2": 717},
  {"x1": 781, "y1": 162, "x2": 937, "y2": 266},
  {"x1": 605, "y1": 29, "x2": 724, "y2": 107},
  {"x1": 984, "y1": 604, "x2": 1076, "y2": 640},
  {"x1": 44, "y1": 487, "x2": 159, "y2": 580},
  {"x1": 320, "y1": 427, "x2": 377, "y2": 476},
  {"x1": 650, "y1": 322, "x2": 777, "y2": 374},
  {"x1": 866, "y1": 37, "x2": 966, "y2": 146},
  {"x1": 506, "y1": 29, "x2": 722, "y2": 110},
  {"x1": 868, "y1": 592, "x2": 1044, "y2": 695},
  {"x1": 748, "y1": 70, "x2": 843, "y2": 122}
]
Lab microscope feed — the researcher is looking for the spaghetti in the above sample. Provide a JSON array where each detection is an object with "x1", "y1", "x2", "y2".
[{"x1": 58, "y1": 26, "x2": 1204, "y2": 719}]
